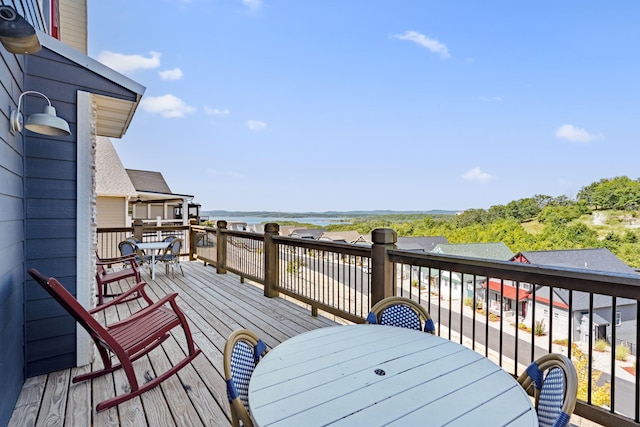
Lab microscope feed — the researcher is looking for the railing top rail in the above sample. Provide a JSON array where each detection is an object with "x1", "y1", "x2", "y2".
[
  {"x1": 388, "y1": 249, "x2": 640, "y2": 299},
  {"x1": 273, "y1": 235, "x2": 372, "y2": 256},
  {"x1": 223, "y1": 229, "x2": 265, "y2": 240}
]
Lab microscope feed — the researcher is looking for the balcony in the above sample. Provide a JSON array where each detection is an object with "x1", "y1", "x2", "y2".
[{"x1": 11, "y1": 221, "x2": 640, "y2": 426}]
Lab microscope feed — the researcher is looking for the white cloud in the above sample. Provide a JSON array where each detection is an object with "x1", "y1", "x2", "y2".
[
  {"x1": 140, "y1": 94, "x2": 196, "y2": 118},
  {"x1": 463, "y1": 167, "x2": 494, "y2": 183},
  {"x1": 247, "y1": 120, "x2": 267, "y2": 131},
  {"x1": 242, "y1": 0, "x2": 262, "y2": 11},
  {"x1": 554, "y1": 124, "x2": 595, "y2": 143},
  {"x1": 97, "y1": 51, "x2": 161, "y2": 73},
  {"x1": 394, "y1": 30, "x2": 450, "y2": 58},
  {"x1": 158, "y1": 67, "x2": 183, "y2": 81},
  {"x1": 479, "y1": 96, "x2": 503, "y2": 102},
  {"x1": 204, "y1": 107, "x2": 230, "y2": 116}
]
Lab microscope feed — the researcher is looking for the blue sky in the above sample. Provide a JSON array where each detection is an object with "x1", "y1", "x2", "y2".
[{"x1": 88, "y1": 1, "x2": 640, "y2": 213}]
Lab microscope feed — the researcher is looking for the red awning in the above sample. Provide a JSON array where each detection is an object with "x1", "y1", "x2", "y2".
[
  {"x1": 482, "y1": 280, "x2": 530, "y2": 301},
  {"x1": 481, "y1": 280, "x2": 569, "y2": 309}
]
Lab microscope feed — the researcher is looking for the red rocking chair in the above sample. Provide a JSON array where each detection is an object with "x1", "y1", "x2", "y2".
[
  {"x1": 28, "y1": 268, "x2": 202, "y2": 412},
  {"x1": 95, "y1": 252, "x2": 144, "y2": 306}
]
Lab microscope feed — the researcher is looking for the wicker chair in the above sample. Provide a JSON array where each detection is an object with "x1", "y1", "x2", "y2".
[
  {"x1": 366, "y1": 296, "x2": 435, "y2": 333},
  {"x1": 157, "y1": 237, "x2": 184, "y2": 277},
  {"x1": 223, "y1": 329, "x2": 269, "y2": 427},
  {"x1": 118, "y1": 239, "x2": 152, "y2": 266},
  {"x1": 517, "y1": 353, "x2": 578, "y2": 427}
]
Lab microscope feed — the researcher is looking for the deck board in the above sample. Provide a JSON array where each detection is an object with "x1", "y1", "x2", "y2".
[{"x1": 9, "y1": 260, "x2": 342, "y2": 426}]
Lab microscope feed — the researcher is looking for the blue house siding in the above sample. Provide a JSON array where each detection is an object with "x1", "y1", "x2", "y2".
[
  {"x1": 1, "y1": 8, "x2": 144, "y2": 421},
  {"x1": 0, "y1": 6, "x2": 32, "y2": 420},
  {"x1": 23, "y1": 44, "x2": 142, "y2": 378},
  {"x1": 0, "y1": 264, "x2": 25, "y2": 426},
  {"x1": 23, "y1": 61, "x2": 79, "y2": 375}
]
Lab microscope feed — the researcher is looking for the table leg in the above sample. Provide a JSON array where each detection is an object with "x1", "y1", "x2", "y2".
[{"x1": 150, "y1": 253, "x2": 156, "y2": 280}]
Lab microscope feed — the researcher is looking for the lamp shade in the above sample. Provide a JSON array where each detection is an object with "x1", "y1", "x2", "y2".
[
  {"x1": 0, "y1": 6, "x2": 41, "y2": 54},
  {"x1": 10, "y1": 91, "x2": 72, "y2": 137},
  {"x1": 25, "y1": 105, "x2": 71, "y2": 136}
]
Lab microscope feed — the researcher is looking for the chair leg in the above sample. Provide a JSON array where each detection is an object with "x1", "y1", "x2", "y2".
[{"x1": 95, "y1": 348, "x2": 202, "y2": 412}]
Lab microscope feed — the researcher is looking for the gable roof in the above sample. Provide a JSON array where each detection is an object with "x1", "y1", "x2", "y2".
[
  {"x1": 39, "y1": 31, "x2": 145, "y2": 138},
  {"x1": 319, "y1": 230, "x2": 364, "y2": 244},
  {"x1": 95, "y1": 137, "x2": 136, "y2": 196},
  {"x1": 512, "y1": 249, "x2": 638, "y2": 310},
  {"x1": 513, "y1": 248, "x2": 638, "y2": 275},
  {"x1": 397, "y1": 236, "x2": 448, "y2": 252},
  {"x1": 126, "y1": 169, "x2": 172, "y2": 194},
  {"x1": 432, "y1": 242, "x2": 514, "y2": 260},
  {"x1": 291, "y1": 228, "x2": 326, "y2": 239}
]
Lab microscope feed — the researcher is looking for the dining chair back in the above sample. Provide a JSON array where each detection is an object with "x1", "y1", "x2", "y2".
[
  {"x1": 118, "y1": 239, "x2": 150, "y2": 266},
  {"x1": 223, "y1": 329, "x2": 269, "y2": 427},
  {"x1": 517, "y1": 353, "x2": 578, "y2": 427},
  {"x1": 158, "y1": 237, "x2": 184, "y2": 277},
  {"x1": 366, "y1": 296, "x2": 435, "y2": 333},
  {"x1": 28, "y1": 268, "x2": 201, "y2": 412}
]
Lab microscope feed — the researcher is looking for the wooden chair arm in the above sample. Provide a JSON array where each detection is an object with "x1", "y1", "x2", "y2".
[
  {"x1": 97, "y1": 253, "x2": 139, "y2": 267},
  {"x1": 88, "y1": 282, "x2": 152, "y2": 314}
]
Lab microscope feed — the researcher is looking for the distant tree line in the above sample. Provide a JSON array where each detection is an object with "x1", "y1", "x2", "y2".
[{"x1": 326, "y1": 176, "x2": 640, "y2": 268}]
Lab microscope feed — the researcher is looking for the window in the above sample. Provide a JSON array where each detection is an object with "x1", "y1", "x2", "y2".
[{"x1": 616, "y1": 312, "x2": 622, "y2": 326}]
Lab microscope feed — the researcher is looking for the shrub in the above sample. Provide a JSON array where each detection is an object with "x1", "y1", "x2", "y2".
[
  {"x1": 286, "y1": 258, "x2": 306, "y2": 274},
  {"x1": 573, "y1": 346, "x2": 611, "y2": 407},
  {"x1": 616, "y1": 344, "x2": 630, "y2": 361},
  {"x1": 463, "y1": 297, "x2": 474, "y2": 308},
  {"x1": 534, "y1": 320, "x2": 546, "y2": 336},
  {"x1": 594, "y1": 339, "x2": 609, "y2": 352}
]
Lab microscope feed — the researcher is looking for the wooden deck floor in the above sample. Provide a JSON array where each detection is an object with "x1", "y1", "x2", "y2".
[{"x1": 9, "y1": 260, "x2": 342, "y2": 427}]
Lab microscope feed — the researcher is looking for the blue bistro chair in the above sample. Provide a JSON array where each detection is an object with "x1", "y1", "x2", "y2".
[
  {"x1": 366, "y1": 296, "x2": 435, "y2": 333},
  {"x1": 517, "y1": 353, "x2": 578, "y2": 427},
  {"x1": 224, "y1": 329, "x2": 269, "y2": 427},
  {"x1": 158, "y1": 237, "x2": 184, "y2": 277},
  {"x1": 118, "y1": 238, "x2": 151, "y2": 266}
]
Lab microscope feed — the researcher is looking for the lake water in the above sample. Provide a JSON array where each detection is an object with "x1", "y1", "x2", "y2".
[{"x1": 208, "y1": 216, "x2": 349, "y2": 227}]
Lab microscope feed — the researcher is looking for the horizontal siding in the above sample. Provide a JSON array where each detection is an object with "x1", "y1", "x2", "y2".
[
  {"x1": 0, "y1": 196, "x2": 23, "y2": 222},
  {"x1": 26, "y1": 218, "x2": 77, "y2": 239},
  {"x1": 26, "y1": 341, "x2": 76, "y2": 377},
  {"x1": 26, "y1": 198, "x2": 76, "y2": 220},
  {"x1": 25, "y1": 177, "x2": 77, "y2": 200},
  {"x1": 0, "y1": 29, "x2": 27, "y2": 425},
  {"x1": 0, "y1": 287, "x2": 24, "y2": 425},
  {"x1": 97, "y1": 197, "x2": 127, "y2": 227}
]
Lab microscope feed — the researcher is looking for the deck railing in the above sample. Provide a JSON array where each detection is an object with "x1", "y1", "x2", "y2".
[
  {"x1": 187, "y1": 221, "x2": 640, "y2": 426},
  {"x1": 97, "y1": 220, "x2": 190, "y2": 258}
]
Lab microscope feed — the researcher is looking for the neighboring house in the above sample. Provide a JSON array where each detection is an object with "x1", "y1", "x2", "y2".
[
  {"x1": 1, "y1": 2, "x2": 146, "y2": 424},
  {"x1": 508, "y1": 249, "x2": 639, "y2": 348},
  {"x1": 96, "y1": 137, "x2": 198, "y2": 227},
  {"x1": 95, "y1": 136, "x2": 137, "y2": 227},
  {"x1": 319, "y1": 230, "x2": 370, "y2": 245},
  {"x1": 397, "y1": 236, "x2": 448, "y2": 253},
  {"x1": 290, "y1": 228, "x2": 326, "y2": 240},
  {"x1": 429, "y1": 243, "x2": 515, "y2": 300},
  {"x1": 127, "y1": 168, "x2": 197, "y2": 226},
  {"x1": 432, "y1": 242, "x2": 515, "y2": 260}
]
